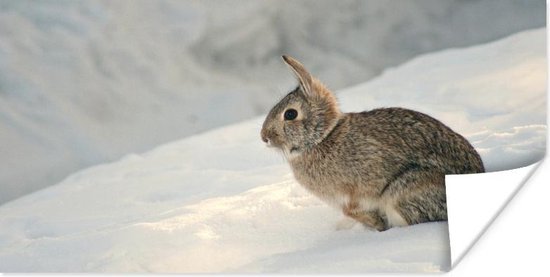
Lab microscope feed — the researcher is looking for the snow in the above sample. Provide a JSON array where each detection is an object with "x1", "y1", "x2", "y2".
[
  {"x1": 0, "y1": 28, "x2": 545, "y2": 273},
  {"x1": 0, "y1": 121, "x2": 451, "y2": 272},
  {"x1": 0, "y1": 0, "x2": 545, "y2": 204}
]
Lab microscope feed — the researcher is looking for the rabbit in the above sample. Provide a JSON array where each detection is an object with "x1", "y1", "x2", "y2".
[{"x1": 260, "y1": 55, "x2": 485, "y2": 231}]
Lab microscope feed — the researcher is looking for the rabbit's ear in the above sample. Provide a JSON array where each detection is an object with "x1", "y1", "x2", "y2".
[{"x1": 282, "y1": 55, "x2": 314, "y2": 97}]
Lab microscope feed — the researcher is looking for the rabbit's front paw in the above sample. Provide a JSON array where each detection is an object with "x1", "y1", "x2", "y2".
[{"x1": 335, "y1": 217, "x2": 357, "y2": 231}]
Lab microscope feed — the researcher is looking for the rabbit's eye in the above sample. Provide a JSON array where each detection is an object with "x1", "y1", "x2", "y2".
[{"x1": 284, "y1": 109, "x2": 298, "y2": 120}]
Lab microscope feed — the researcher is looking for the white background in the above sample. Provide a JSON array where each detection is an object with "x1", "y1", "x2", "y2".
[{"x1": 446, "y1": 158, "x2": 549, "y2": 276}]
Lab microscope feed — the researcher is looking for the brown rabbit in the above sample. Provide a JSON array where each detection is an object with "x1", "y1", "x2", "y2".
[{"x1": 261, "y1": 55, "x2": 484, "y2": 231}]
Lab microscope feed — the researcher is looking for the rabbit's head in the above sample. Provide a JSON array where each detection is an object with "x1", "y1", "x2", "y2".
[{"x1": 261, "y1": 55, "x2": 341, "y2": 158}]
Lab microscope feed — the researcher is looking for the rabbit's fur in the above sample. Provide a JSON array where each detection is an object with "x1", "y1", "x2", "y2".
[{"x1": 261, "y1": 55, "x2": 485, "y2": 231}]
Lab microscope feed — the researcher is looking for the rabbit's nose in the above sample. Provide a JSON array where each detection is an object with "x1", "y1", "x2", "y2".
[{"x1": 261, "y1": 130, "x2": 269, "y2": 143}]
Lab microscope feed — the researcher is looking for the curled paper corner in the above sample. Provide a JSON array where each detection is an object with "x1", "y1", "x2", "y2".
[{"x1": 445, "y1": 160, "x2": 544, "y2": 269}]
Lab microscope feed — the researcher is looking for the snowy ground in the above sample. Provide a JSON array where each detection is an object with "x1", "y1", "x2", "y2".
[
  {"x1": 0, "y1": 0, "x2": 545, "y2": 204},
  {"x1": 0, "y1": 28, "x2": 545, "y2": 273}
]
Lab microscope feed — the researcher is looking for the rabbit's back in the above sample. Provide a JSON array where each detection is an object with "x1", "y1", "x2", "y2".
[{"x1": 350, "y1": 107, "x2": 484, "y2": 175}]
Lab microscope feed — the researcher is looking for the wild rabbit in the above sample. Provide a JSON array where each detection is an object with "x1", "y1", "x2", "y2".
[{"x1": 261, "y1": 55, "x2": 484, "y2": 231}]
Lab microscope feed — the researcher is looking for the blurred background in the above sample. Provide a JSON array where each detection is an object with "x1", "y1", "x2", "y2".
[{"x1": 0, "y1": 0, "x2": 546, "y2": 204}]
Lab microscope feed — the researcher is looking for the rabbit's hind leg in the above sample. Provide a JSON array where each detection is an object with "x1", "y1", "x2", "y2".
[
  {"x1": 343, "y1": 202, "x2": 387, "y2": 231},
  {"x1": 388, "y1": 169, "x2": 447, "y2": 225}
]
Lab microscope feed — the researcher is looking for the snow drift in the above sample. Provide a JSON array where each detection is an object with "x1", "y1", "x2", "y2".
[
  {"x1": 0, "y1": 28, "x2": 546, "y2": 273},
  {"x1": 0, "y1": 0, "x2": 545, "y2": 204}
]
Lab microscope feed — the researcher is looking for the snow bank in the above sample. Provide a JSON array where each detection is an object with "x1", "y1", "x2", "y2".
[
  {"x1": 0, "y1": 0, "x2": 545, "y2": 203},
  {"x1": 0, "y1": 28, "x2": 546, "y2": 273}
]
